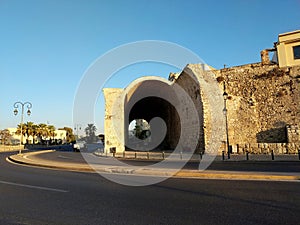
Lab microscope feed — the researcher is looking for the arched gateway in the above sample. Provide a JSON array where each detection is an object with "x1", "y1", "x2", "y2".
[{"x1": 103, "y1": 64, "x2": 224, "y2": 154}]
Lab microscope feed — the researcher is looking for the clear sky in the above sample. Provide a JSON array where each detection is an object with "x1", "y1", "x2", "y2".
[{"x1": 0, "y1": 0, "x2": 299, "y2": 134}]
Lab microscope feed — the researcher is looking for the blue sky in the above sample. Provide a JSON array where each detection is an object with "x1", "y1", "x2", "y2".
[{"x1": 0, "y1": 0, "x2": 299, "y2": 134}]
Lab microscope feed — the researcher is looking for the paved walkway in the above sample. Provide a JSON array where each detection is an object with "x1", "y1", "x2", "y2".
[{"x1": 7, "y1": 150, "x2": 300, "y2": 181}]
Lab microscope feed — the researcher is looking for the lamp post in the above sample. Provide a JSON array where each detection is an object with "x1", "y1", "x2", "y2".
[
  {"x1": 223, "y1": 83, "x2": 230, "y2": 159},
  {"x1": 74, "y1": 124, "x2": 81, "y2": 139},
  {"x1": 13, "y1": 101, "x2": 32, "y2": 154}
]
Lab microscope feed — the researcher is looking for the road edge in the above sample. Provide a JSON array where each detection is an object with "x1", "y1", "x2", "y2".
[{"x1": 6, "y1": 151, "x2": 300, "y2": 181}]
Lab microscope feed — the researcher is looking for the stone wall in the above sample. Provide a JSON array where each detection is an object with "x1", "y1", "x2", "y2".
[
  {"x1": 173, "y1": 68, "x2": 205, "y2": 153},
  {"x1": 171, "y1": 64, "x2": 225, "y2": 154},
  {"x1": 287, "y1": 125, "x2": 299, "y2": 143},
  {"x1": 103, "y1": 62, "x2": 300, "y2": 154},
  {"x1": 215, "y1": 63, "x2": 300, "y2": 148},
  {"x1": 103, "y1": 88, "x2": 125, "y2": 153},
  {"x1": 231, "y1": 143, "x2": 300, "y2": 154}
]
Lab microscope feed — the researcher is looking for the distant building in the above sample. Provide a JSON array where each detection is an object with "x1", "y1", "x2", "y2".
[
  {"x1": 276, "y1": 30, "x2": 300, "y2": 67},
  {"x1": 6, "y1": 128, "x2": 67, "y2": 144}
]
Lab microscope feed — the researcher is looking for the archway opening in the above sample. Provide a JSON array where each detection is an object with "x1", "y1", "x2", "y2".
[
  {"x1": 128, "y1": 119, "x2": 151, "y2": 150},
  {"x1": 125, "y1": 96, "x2": 180, "y2": 151}
]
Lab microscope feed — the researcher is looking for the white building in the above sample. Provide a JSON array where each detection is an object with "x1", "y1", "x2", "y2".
[{"x1": 6, "y1": 128, "x2": 67, "y2": 144}]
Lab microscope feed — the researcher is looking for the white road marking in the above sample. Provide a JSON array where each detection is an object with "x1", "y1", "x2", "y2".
[
  {"x1": 58, "y1": 155, "x2": 72, "y2": 159},
  {"x1": 0, "y1": 180, "x2": 68, "y2": 193}
]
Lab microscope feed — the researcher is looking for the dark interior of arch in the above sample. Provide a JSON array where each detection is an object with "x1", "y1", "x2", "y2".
[{"x1": 126, "y1": 96, "x2": 180, "y2": 151}]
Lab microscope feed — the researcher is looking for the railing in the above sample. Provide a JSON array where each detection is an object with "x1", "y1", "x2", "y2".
[{"x1": 94, "y1": 149, "x2": 300, "y2": 161}]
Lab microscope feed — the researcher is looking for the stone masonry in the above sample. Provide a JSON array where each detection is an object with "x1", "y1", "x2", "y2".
[
  {"x1": 214, "y1": 63, "x2": 300, "y2": 153},
  {"x1": 103, "y1": 63, "x2": 300, "y2": 154}
]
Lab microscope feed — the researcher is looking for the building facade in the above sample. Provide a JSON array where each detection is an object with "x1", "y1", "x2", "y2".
[{"x1": 276, "y1": 30, "x2": 300, "y2": 68}]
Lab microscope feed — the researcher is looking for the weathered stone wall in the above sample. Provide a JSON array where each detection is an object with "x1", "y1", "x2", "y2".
[
  {"x1": 215, "y1": 63, "x2": 300, "y2": 148},
  {"x1": 173, "y1": 68, "x2": 205, "y2": 153},
  {"x1": 103, "y1": 63, "x2": 299, "y2": 154},
  {"x1": 287, "y1": 125, "x2": 299, "y2": 143},
  {"x1": 103, "y1": 88, "x2": 125, "y2": 153},
  {"x1": 233, "y1": 143, "x2": 299, "y2": 154},
  {"x1": 170, "y1": 64, "x2": 225, "y2": 154}
]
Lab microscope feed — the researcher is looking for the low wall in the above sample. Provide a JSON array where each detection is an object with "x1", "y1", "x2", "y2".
[
  {"x1": 25, "y1": 144, "x2": 74, "y2": 151},
  {"x1": 0, "y1": 145, "x2": 23, "y2": 152},
  {"x1": 228, "y1": 143, "x2": 300, "y2": 154}
]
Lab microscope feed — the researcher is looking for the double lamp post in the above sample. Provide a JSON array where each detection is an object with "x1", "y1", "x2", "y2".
[{"x1": 13, "y1": 101, "x2": 32, "y2": 154}]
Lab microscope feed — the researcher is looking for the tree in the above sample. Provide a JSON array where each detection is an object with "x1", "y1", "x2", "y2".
[
  {"x1": 23, "y1": 122, "x2": 35, "y2": 144},
  {"x1": 15, "y1": 122, "x2": 31, "y2": 144},
  {"x1": 133, "y1": 119, "x2": 150, "y2": 140},
  {"x1": 0, "y1": 129, "x2": 12, "y2": 145},
  {"x1": 134, "y1": 123, "x2": 143, "y2": 139},
  {"x1": 48, "y1": 125, "x2": 56, "y2": 141},
  {"x1": 85, "y1": 124, "x2": 97, "y2": 143},
  {"x1": 31, "y1": 124, "x2": 39, "y2": 144},
  {"x1": 36, "y1": 123, "x2": 49, "y2": 143},
  {"x1": 16, "y1": 122, "x2": 37, "y2": 144}
]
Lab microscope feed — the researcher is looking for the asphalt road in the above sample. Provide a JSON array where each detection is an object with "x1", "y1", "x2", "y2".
[
  {"x1": 23, "y1": 150, "x2": 300, "y2": 172},
  {"x1": 1, "y1": 151, "x2": 300, "y2": 225}
]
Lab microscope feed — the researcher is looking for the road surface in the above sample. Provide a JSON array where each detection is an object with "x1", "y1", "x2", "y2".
[{"x1": 1, "y1": 151, "x2": 300, "y2": 225}]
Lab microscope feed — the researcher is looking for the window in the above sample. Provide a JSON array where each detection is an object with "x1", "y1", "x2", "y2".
[{"x1": 293, "y1": 45, "x2": 300, "y2": 59}]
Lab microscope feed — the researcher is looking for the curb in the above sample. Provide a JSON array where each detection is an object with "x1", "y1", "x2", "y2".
[
  {"x1": 175, "y1": 171, "x2": 300, "y2": 181},
  {"x1": 6, "y1": 152, "x2": 300, "y2": 181},
  {"x1": 7, "y1": 154, "x2": 94, "y2": 173}
]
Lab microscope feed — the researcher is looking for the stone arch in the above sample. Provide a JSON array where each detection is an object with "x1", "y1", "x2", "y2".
[
  {"x1": 123, "y1": 77, "x2": 180, "y2": 151},
  {"x1": 103, "y1": 64, "x2": 223, "y2": 154},
  {"x1": 122, "y1": 75, "x2": 205, "y2": 153}
]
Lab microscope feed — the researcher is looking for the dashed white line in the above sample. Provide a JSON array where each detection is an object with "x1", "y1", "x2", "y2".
[{"x1": 0, "y1": 180, "x2": 68, "y2": 193}]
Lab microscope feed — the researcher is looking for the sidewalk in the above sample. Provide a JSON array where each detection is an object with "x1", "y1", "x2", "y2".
[
  {"x1": 7, "y1": 150, "x2": 300, "y2": 181},
  {"x1": 95, "y1": 150, "x2": 300, "y2": 161}
]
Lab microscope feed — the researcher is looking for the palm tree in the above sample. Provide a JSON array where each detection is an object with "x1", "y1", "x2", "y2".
[
  {"x1": 15, "y1": 123, "x2": 27, "y2": 144},
  {"x1": 32, "y1": 124, "x2": 39, "y2": 144},
  {"x1": 36, "y1": 123, "x2": 49, "y2": 143},
  {"x1": 14, "y1": 122, "x2": 57, "y2": 145},
  {"x1": 24, "y1": 122, "x2": 35, "y2": 144},
  {"x1": 16, "y1": 122, "x2": 37, "y2": 144},
  {"x1": 48, "y1": 125, "x2": 56, "y2": 143},
  {"x1": 85, "y1": 124, "x2": 97, "y2": 143}
]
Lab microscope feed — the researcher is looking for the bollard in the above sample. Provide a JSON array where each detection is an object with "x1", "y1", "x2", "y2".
[
  {"x1": 162, "y1": 151, "x2": 165, "y2": 159},
  {"x1": 135, "y1": 151, "x2": 137, "y2": 159},
  {"x1": 147, "y1": 152, "x2": 149, "y2": 159},
  {"x1": 123, "y1": 151, "x2": 125, "y2": 158},
  {"x1": 180, "y1": 151, "x2": 183, "y2": 160},
  {"x1": 271, "y1": 150, "x2": 274, "y2": 161},
  {"x1": 298, "y1": 150, "x2": 300, "y2": 161},
  {"x1": 246, "y1": 151, "x2": 249, "y2": 161},
  {"x1": 199, "y1": 152, "x2": 203, "y2": 160},
  {"x1": 113, "y1": 152, "x2": 115, "y2": 158},
  {"x1": 222, "y1": 151, "x2": 225, "y2": 161}
]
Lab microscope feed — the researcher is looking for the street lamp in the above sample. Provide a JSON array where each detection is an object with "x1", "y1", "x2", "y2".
[
  {"x1": 223, "y1": 83, "x2": 230, "y2": 159},
  {"x1": 13, "y1": 101, "x2": 32, "y2": 154},
  {"x1": 74, "y1": 124, "x2": 82, "y2": 139}
]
